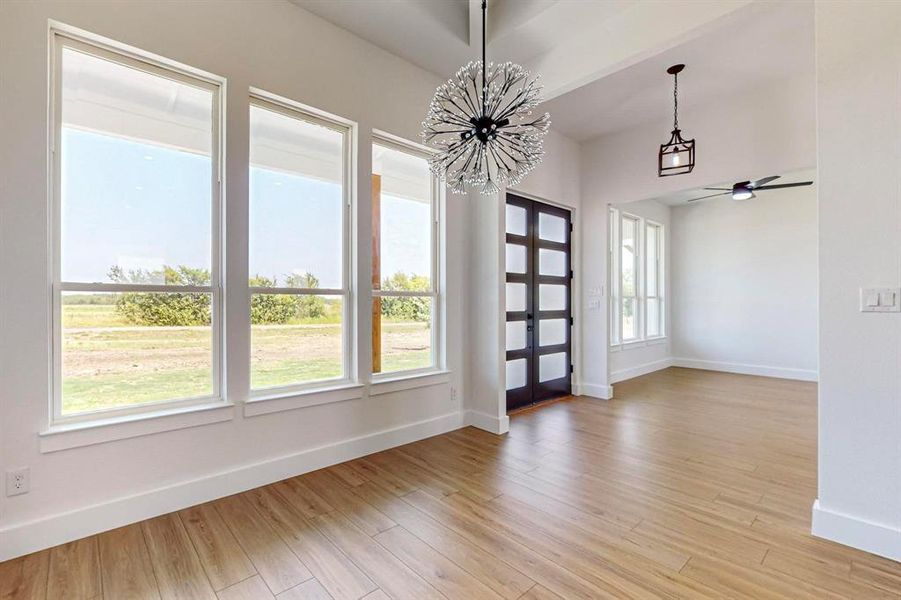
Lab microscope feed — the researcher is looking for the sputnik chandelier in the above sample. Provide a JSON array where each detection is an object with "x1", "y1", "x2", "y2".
[{"x1": 421, "y1": 0, "x2": 550, "y2": 194}]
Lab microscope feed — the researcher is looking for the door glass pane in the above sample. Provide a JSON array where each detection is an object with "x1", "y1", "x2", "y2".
[
  {"x1": 250, "y1": 105, "x2": 344, "y2": 289},
  {"x1": 61, "y1": 291, "x2": 212, "y2": 415},
  {"x1": 539, "y1": 284, "x2": 566, "y2": 311},
  {"x1": 622, "y1": 297, "x2": 637, "y2": 341},
  {"x1": 506, "y1": 283, "x2": 526, "y2": 312},
  {"x1": 60, "y1": 48, "x2": 214, "y2": 284},
  {"x1": 539, "y1": 318, "x2": 566, "y2": 346},
  {"x1": 538, "y1": 212, "x2": 566, "y2": 242},
  {"x1": 506, "y1": 321, "x2": 527, "y2": 351},
  {"x1": 506, "y1": 358, "x2": 527, "y2": 390},
  {"x1": 538, "y1": 249, "x2": 566, "y2": 277},
  {"x1": 539, "y1": 352, "x2": 567, "y2": 382},
  {"x1": 250, "y1": 295, "x2": 344, "y2": 389},
  {"x1": 506, "y1": 204, "x2": 527, "y2": 236},
  {"x1": 647, "y1": 298, "x2": 661, "y2": 337},
  {"x1": 506, "y1": 243, "x2": 526, "y2": 274}
]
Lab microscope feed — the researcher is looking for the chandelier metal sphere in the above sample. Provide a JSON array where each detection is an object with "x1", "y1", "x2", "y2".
[{"x1": 421, "y1": 2, "x2": 550, "y2": 195}]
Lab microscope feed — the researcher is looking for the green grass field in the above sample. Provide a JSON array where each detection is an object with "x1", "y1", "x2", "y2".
[{"x1": 61, "y1": 303, "x2": 431, "y2": 414}]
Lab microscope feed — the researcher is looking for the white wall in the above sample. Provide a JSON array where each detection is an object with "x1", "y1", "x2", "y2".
[
  {"x1": 812, "y1": 0, "x2": 901, "y2": 561},
  {"x1": 609, "y1": 199, "x2": 673, "y2": 383},
  {"x1": 670, "y1": 174, "x2": 818, "y2": 381},
  {"x1": 0, "y1": 0, "x2": 468, "y2": 561},
  {"x1": 580, "y1": 73, "x2": 816, "y2": 393}
]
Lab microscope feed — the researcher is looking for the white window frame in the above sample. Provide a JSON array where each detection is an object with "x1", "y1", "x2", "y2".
[
  {"x1": 645, "y1": 220, "x2": 665, "y2": 339},
  {"x1": 608, "y1": 208, "x2": 666, "y2": 347},
  {"x1": 49, "y1": 31, "x2": 225, "y2": 426},
  {"x1": 371, "y1": 133, "x2": 443, "y2": 379},
  {"x1": 247, "y1": 92, "x2": 355, "y2": 396}
]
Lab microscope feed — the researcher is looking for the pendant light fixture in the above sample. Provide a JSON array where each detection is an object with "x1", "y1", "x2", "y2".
[
  {"x1": 421, "y1": 0, "x2": 550, "y2": 195},
  {"x1": 658, "y1": 64, "x2": 695, "y2": 177}
]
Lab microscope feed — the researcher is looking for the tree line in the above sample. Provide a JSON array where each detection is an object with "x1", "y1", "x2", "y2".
[{"x1": 106, "y1": 266, "x2": 430, "y2": 326}]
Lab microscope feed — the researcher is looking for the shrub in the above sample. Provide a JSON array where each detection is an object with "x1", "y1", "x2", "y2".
[
  {"x1": 381, "y1": 272, "x2": 431, "y2": 322},
  {"x1": 110, "y1": 265, "x2": 211, "y2": 326}
]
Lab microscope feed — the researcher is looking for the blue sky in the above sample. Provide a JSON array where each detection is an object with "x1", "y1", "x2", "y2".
[{"x1": 62, "y1": 128, "x2": 430, "y2": 286}]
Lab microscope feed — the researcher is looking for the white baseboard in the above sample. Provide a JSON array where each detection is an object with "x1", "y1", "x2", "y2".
[
  {"x1": 464, "y1": 409, "x2": 510, "y2": 434},
  {"x1": 0, "y1": 411, "x2": 464, "y2": 562},
  {"x1": 672, "y1": 358, "x2": 818, "y2": 382},
  {"x1": 812, "y1": 499, "x2": 901, "y2": 561},
  {"x1": 610, "y1": 358, "x2": 674, "y2": 384},
  {"x1": 578, "y1": 382, "x2": 613, "y2": 400}
]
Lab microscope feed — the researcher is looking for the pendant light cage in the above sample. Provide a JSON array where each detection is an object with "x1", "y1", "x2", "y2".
[
  {"x1": 658, "y1": 64, "x2": 695, "y2": 177},
  {"x1": 421, "y1": 1, "x2": 550, "y2": 194}
]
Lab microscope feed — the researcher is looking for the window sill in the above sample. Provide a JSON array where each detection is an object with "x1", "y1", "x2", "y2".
[
  {"x1": 40, "y1": 401, "x2": 235, "y2": 453},
  {"x1": 610, "y1": 336, "x2": 668, "y2": 351},
  {"x1": 244, "y1": 382, "x2": 365, "y2": 418},
  {"x1": 370, "y1": 370, "x2": 451, "y2": 396}
]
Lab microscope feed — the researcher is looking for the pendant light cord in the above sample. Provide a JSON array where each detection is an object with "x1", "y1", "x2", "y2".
[
  {"x1": 673, "y1": 71, "x2": 679, "y2": 130},
  {"x1": 482, "y1": 0, "x2": 487, "y2": 114}
]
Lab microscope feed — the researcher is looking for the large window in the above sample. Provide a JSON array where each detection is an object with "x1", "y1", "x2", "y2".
[
  {"x1": 371, "y1": 139, "x2": 440, "y2": 375},
  {"x1": 51, "y1": 35, "x2": 222, "y2": 421},
  {"x1": 609, "y1": 208, "x2": 665, "y2": 346},
  {"x1": 248, "y1": 96, "x2": 351, "y2": 393}
]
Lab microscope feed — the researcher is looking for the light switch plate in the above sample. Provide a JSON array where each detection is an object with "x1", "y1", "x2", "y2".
[{"x1": 860, "y1": 287, "x2": 901, "y2": 312}]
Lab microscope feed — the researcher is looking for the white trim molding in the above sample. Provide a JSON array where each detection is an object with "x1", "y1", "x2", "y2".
[
  {"x1": 812, "y1": 499, "x2": 901, "y2": 562},
  {"x1": 610, "y1": 358, "x2": 674, "y2": 384},
  {"x1": 671, "y1": 358, "x2": 818, "y2": 382},
  {"x1": 2, "y1": 410, "x2": 464, "y2": 562},
  {"x1": 578, "y1": 382, "x2": 613, "y2": 400},
  {"x1": 464, "y1": 410, "x2": 510, "y2": 434}
]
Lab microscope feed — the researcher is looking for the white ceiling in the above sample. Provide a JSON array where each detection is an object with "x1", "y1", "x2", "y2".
[
  {"x1": 543, "y1": 1, "x2": 814, "y2": 141},
  {"x1": 290, "y1": 1, "x2": 813, "y2": 144},
  {"x1": 290, "y1": 0, "x2": 633, "y2": 82}
]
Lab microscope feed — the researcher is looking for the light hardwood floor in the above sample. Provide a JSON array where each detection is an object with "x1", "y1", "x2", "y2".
[{"x1": 3, "y1": 367, "x2": 901, "y2": 599}]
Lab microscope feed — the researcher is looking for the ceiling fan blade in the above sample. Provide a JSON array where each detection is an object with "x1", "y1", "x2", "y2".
[
  {"x1": 687, "y1": 191, "x2": 730, "y2": 203},
  {"x1": 702, "y1": 187, "x2": 732, "y2": 191},
  {"x1": 748, "y1": 175, "x2": 780, "y2": 189},
  {"x1": 754, "y1": 181, "x2": 814, "y2": 191}
]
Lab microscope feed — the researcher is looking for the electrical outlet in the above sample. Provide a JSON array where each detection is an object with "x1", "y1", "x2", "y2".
[
  {"x1": 6, "y1": 467, "x2": 29, "y2": 497},
  {"x1": 450, "y1": 386, "x2": 458, "y2": 403}
]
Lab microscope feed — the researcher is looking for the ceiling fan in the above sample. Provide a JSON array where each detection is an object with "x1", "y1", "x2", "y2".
[{"x1": 687, "y1": 175, "x2": 813, "y2": 203}]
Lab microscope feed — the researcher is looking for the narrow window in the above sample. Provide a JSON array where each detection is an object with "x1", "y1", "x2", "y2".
[
  {"x1": 620, "y1": 214, "x2": 640, "y2": 341},
  {"x1": 371, "y1": 139, "x2": 440, "y2": 375},
  {"x1": 248, "y1": 96, "x2": 351, "y2": 392},
  {"x1": 645, "y1": 221, "x2": 664, "y2": 338},
  {"x1": 51, "y1": 34, "x2": 222, "y2": 421}
]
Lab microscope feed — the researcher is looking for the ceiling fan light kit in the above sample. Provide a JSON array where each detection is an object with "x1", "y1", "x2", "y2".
[
  {"x1": 687, "y1": 175, "x2": 814, "y2": 203},
  {"x1": 659, "y1": 64, "x2": 695, "y2": 177},
  {"x1": 421, "y1": 0, "x2": 550, "y2": 195}
]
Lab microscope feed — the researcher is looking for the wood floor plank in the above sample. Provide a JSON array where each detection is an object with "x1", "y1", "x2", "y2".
[
  {"x1": 277, "y1": 579, "x2": 334, "y2": 600},
  {"x1": 47, "y1": 537, "x2": 100, "y2": 600},
  {"x1": 0, "y1": 550, "x2": 50, "y2": 600},
  {"x1": 98, "y1": 524, "x2": 161, "y2": 600},
  {"x1": 300, "y1": 470, "x2": 395, "y2": 536},
  {"x1": 214, "y1": 494, "x2": 312, "y2": 595},
  {"x1": 179, "y1": 503, "x2": 256, "y2": 591},
  {"x1": 217, "y1": 575, "x2": 275, "y2": 600},
  {"x1": 246, "y1": 485, "x2": 377, "y2": 600},
  {"x1": 142, "y1": 513, "x2": 216, "y2": 600},
  {"x1": 311, "y1": 510, "x2": 445, "y2": 600},
  {"x1": 349, "y1": 479, "x2": 534, "y2": 599},
  {"x1": 374, "y1": 525, "x2": 505, "y2": 599}
]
